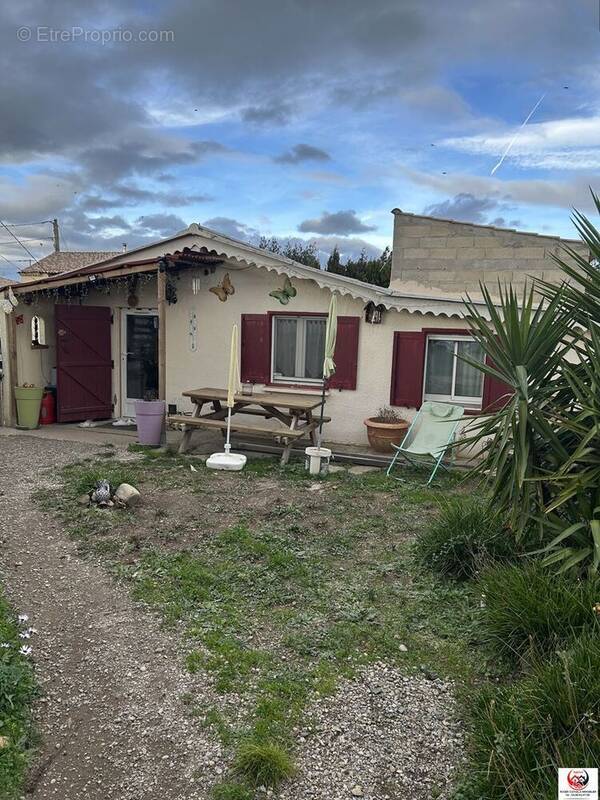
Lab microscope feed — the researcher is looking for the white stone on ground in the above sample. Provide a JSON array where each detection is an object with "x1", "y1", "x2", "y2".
[{"x1": 279, "y1": 662, "x2": 464, "y2": 800}]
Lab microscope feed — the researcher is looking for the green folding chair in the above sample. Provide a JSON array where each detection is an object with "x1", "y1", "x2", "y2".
[{"x1": 386, "y1": 401, "x2": 464, "y2": 485}]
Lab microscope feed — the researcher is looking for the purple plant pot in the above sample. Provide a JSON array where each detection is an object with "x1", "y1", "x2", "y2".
[{"x1": 135, "y1": 400, "x2": 165, "y2": 446}]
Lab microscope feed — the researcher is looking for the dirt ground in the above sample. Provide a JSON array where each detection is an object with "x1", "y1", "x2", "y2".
[
  {"x1": 0, "y1": 435, "x2": 223, "y2": 800},
  {"x1": 0, "y1": 432, "x2": 468, "y2": 800}
]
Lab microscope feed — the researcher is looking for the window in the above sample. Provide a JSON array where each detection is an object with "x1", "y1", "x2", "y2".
[
  {"x1": 272, "y1": 315, "x2": 326, "y2": 384},
  {"x1": 31, "y1": 315, "x2": 46, "y2": 347},
  {"x1": 423, "y1": 335, "x2": 484, "y2": 407}
]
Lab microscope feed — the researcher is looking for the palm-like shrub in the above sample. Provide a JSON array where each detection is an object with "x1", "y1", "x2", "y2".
[
  {"x1": 463, "y1": 284, "x2": 572, "y2": 537},
  {"x1": 463, "y1": 193, "x2": 600, "y2": 574}
]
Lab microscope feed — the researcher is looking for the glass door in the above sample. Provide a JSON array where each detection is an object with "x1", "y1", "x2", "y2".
[{"x1": 121, "y1": 311, "x2": 159, "y2": 417}]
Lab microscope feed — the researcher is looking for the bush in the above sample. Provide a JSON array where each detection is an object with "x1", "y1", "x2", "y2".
[
  {"x1": 233, "y1": 740, "x2": 295, "y2": 788},
  {"x1": 415, "y1": 496, "x2": 514, "y2": 580},
  {"x1": 480, "y1": 562, "x2": 600, "y2": 659},
  {"x1": 458, "y1": 631, "x2": 600, "y2": 799}
]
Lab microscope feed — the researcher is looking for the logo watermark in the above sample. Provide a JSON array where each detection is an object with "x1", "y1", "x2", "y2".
[
  {"x1": 559, "y1": 768, "x2": 598, "y2": 799},
  {"x1": 16, "y1": 26, "x2": 174, "y2": 44}
]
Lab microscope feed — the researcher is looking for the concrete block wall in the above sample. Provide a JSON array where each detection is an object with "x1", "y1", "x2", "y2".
[{"x1": 390, "y1": 210, "x2": 588, "y2": 294}]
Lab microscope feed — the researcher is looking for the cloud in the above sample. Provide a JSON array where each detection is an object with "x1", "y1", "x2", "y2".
[
  {"x1": 135, "y1": 213, "x2": 188, "y2": 237},
  {"x1": 298, "y1": 210, "x2": 376, "y2": 235},
  {"x1": 1, "y1": 0, "x2": 599, "y2": 264},
  {"x1": 423, "y1": 193, "x2": 502, "y2": 224},
  {"x1": 309, "y1": 236, "x2": 381, "y2": 262},
  {"x1": 442, "y1": 115, "x2": 600, "y2": 171},
  {"x1": 241, "y1": 101, "x2": 293, "y2": 125},
  {"x1": 202, "y1": 216, "x2": 261, "y2": 242},
  {"x1": 404, "y1": 168, "x2": 598, "y2": 214},
  {"x1": 274, "y1": 144, "x2": 331, "y2": 164},
  {"x1": 80, "y1": 184, "x2": 212, "y2": 211},
  {"x1": 79, "y1": 136, "x2": 227, "y2": 183},
  {"x1": 491, "y1": 217, "x2": 523, "y2": 229}
]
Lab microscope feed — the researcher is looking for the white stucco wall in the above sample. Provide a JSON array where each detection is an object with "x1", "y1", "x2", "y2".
[
  {"x1": 165, "y1": 265, "x2": 472, "y2": 445},
  {"x1": 9, "y1": 264, "x2": 474, "y2": 446}
]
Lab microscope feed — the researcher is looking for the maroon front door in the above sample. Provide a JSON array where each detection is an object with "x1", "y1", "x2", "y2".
[{"x1": 56, "y1": 305, "x2": 112, "y2": 422}]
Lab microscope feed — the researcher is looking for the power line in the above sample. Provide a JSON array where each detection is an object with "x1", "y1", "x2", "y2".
[
  {"x1": 0, "y1": 219, "x2": 39, "y2": 263},
  {"x1": 0, "y1": 253, "x2": 18, "y2": 265},
  {"x1": 1, "y1": 220, "x2": 53, "y2": 227},
  {"x1": 0, "y1": 236, "x2": 52, "y2": 242}
]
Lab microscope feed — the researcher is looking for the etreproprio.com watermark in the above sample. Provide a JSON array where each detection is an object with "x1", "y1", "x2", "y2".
[{"x1": 16, "y1": 26, "x2": 175, "y2": 44}]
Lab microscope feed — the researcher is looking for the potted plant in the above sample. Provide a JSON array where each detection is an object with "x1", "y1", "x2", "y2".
[
  {"x1": 364, "y1": 406, "x2": 409, "y2": 453},
  {"x1": 134, "y1": 390, "x2": 165, "y2": 446},
  {"x1": 14, "y1": 383, "x2": 44, "y2": 429}
]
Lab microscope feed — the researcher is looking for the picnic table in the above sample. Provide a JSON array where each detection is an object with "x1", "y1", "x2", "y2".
[{"x1": 168, "y1": 387, "x2": 330, "y2": 464}]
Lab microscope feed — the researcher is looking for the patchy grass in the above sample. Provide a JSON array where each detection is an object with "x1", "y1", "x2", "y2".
[
  {"x1": 0, "y1": 592, "x2": 37, "y2": 799},
  {"x1": 456, "y1": 631, "x2": 600, "y2": 800},
  {"x1": 38, "y1": 453, "x2": 484, "y2": 797},
  {"x1": 479, "y1": 563, "x2": 600, "y2": 662},
  {"x1": 414, "y1": 496, "x2": 516, "y2": 580},
  {"x1": 233, "y1": 740, "x2": 295, "y2": 788}
]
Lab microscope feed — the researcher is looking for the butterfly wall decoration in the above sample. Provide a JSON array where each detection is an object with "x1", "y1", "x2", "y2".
[
  {"x1": 209, "y1": 272, "x2": 235, "y2": 302},
  {"x1": 269, "y1": 276, "x2": 297, "y2": 305}
]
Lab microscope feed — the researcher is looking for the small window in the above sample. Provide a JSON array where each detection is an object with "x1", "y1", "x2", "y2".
[
  {"x1": 423, "y1": 335, "x2": 484, "y2": 407},
  {"x1": 31, "y1": 315, "x2": 46, "y2": 347},
  {"x1": 272, "y1": 316, "x2": 326, "y2": 384}
]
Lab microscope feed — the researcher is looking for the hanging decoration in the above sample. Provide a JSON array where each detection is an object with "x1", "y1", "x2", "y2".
[
  {"x1": 127, "y1": 275, "x2": 139, "y2": 308},
  {"x1": 166, "y1": 275, "x2": 178, "y2": 305},
  {"x1": 1, "y1": 287, "x2": 18, "y2": 314},
  {"x1": 269, "y1": 276, "x2": 297, "y2": 305},
  {"x1": 189, "y1": 311, "x2": 198, "y2": 352},
  {"x1": 364, "y1": 301, "x2": 386, "y2": 324},
  {"x1": 209, "y1": 272, "x2": 235, "y2": 302}
]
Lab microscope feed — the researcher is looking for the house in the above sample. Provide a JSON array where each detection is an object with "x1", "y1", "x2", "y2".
[
  {"x1": 19, "y1": 251, "x2": 120, "y2": 283},
  {"x1": 0, "y1": 213, "x2": 581, "y2": 447}
]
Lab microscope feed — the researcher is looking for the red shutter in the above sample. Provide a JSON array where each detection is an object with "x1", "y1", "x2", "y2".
[
  {"x1": 329, "y1": 316, "x2": 360, "y2": 389},
  {"x1": 390, "y1": 331, "x2": 426, "y2": 407},
  {"x1": 482, "y1": 358, "x2": 513, "y2": 412},
  {"x1": 241, "y1": 314, "x2": 270, "y2": 383}
]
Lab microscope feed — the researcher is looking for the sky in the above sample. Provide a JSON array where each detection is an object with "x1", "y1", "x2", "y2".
[{"x1": 1, "y1": 0, "x2": 600, "y2": 280}]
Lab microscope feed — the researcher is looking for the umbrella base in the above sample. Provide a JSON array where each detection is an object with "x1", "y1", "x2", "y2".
[{"x1": 206, "y1": 451, "x2": 247, "y2": 471}]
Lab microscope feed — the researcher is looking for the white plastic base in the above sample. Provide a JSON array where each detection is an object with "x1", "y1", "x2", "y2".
[
  {"x1": 206, "y1": 451, "x2": 247, "y2": 471},
  {"x1": 305, "y1": 446, "x2": 332, "y2": 475}
]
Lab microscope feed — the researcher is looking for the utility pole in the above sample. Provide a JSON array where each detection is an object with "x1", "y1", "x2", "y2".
[{"x1": 52, "y1": 218, "x2": 60, "y2": 252}]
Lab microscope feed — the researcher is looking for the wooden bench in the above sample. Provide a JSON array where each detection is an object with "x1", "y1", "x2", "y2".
[
  {"x1": 168, "y1": 415, "x2": 309, "y2": 439},
  {"x1": 172, "y1": 387, "x2": 330, "y2": 464}
]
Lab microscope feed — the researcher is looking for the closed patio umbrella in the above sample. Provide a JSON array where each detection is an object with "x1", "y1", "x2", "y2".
[
  {"x1": 207, "y1": 324, "x2": 247, "y2": 471},
  {"x1": 318, "y1": 294, "x2": 337, "y2": 446}
]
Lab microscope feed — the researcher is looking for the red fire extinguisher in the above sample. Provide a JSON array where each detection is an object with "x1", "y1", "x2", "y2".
[{"x1": 39, "y1": 390, "x2": 56, "y2": 425}]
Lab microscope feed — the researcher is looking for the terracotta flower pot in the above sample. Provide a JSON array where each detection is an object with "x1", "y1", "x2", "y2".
[{"x1": 364, "y1": 417, "x2": 409, "y2": 453}]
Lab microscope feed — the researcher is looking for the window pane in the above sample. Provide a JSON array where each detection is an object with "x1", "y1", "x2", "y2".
[
  {"x1": 455, "y1": 340, "x2": 484, "y2": 397},
  {"x1": 304, "y1": 319, "x2": 326, "y2": 379},
  {"x1": 274, "y1": 318, "x2": 297, "y2": 377},
  {"x1": 127, "y1": 315, "x2": 158, "y2": 399},
  {"x1": 425, "y1": 339, "x2": 454, "y2": 395}
]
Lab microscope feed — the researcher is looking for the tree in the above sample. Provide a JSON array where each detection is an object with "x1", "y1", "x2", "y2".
[
  {"x1": 326, "y1": 246, "x2": 343, "y2": 275},
  {"x1": 325, "y1": 246, "x2": 392, "y2": 288},
  {"x1": 258, "y1": 236, "x2": 320, "y2": 269}
]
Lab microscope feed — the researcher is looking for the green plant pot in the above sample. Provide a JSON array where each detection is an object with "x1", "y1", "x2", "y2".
[{"x1": 14, "y1": 386, "x2": 44, "y2": 429}]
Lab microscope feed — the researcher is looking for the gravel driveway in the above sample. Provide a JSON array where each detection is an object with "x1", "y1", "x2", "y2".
[{"x1": 0, "y1": 434, "x2": 221, "y2": 800}]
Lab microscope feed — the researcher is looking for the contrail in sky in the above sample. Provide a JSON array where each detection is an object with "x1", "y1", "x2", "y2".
[{"x1": 490, "y1": 92, "x2": 546, "y2": 175}]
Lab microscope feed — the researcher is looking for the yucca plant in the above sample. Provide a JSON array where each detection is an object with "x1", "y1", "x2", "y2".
[
  {"x1": 538, "y1": 189, "x2": 600, "y2": 325},
  {"x1": 462, "y1": 282, "x2": 573, "y2": 536}
]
